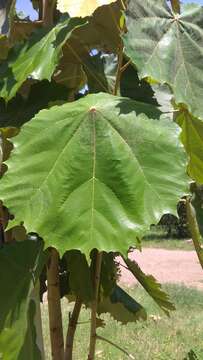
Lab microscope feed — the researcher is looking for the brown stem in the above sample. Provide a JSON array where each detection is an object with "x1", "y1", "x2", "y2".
[
  {"x1": 87, "y1": 251, "x2": 103, "y2": 360},
  {"x1": 64, "y1": 297, "x2": 82, "y2": 360},
  {"x1": 47, "y1": 248, "x2": 64, "y2": 360},
  {"x1": 186, "y1": 198, "x2": 203, "y2": 270},
  {"x1": 170, "y1": 0, "x2": 180, "y2": 14},
  {"x1": 42, "y1": 0, "x2": 56, "y2": 26},
  {"x1": 113, "y1": 44, "x2": 123, "y2": 96}
]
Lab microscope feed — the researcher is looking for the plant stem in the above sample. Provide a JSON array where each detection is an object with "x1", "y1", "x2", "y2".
[
  {"x1": 96, "y1": 335, "x2": 135, "y2": 359},
  {"x1": 170, "y1": 0, "x2": 180, "y2": 14},
  {"x1": 47, "y1": 248, "x2": 64, "y2": 360},
  {"x1": 87, "y1": 251, "x2": 103, "y2": 360},
  {"x1": 113, "y1": 44, "x2": 124, "y2": 96},
  {"x1": 64, "y1": 297, "x2": 82, "y2": 360},
  {"x1": 42, "y1": 0, "x2": 56, "y2": 26},
  {"x1": 186, "y1": 198, "x2": 203, "y2": 270}
]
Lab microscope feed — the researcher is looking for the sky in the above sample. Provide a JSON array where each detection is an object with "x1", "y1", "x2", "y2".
[{"x1": 16, "y1": 0, "x2": 203, "y2": 20}]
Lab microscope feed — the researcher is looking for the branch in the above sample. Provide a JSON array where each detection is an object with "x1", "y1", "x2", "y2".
[
  {"x1": 64, "y1": 297, "x2": 82, "y2": 360},
  {"x1": 170, "y1": 0, "x2": 180, "y2": 14},
  {"x1": 87, "y1": 251, "x2": 103, "y2": 360},
  {"x1": 186, "y1": 198, "x2": 203, "y2": 270},
  {"x1": 113, "y1": 44, "x2": 124, "y2": 96},
  {"x1": 47, "y1": 248, "x2": 64, "y2": 360},
  {"x1": 96, "y1": 335, "x2": 135, "y2": 359},
  {"x1": 42, "y1": 0, "x2": 56, "y2": 26}
]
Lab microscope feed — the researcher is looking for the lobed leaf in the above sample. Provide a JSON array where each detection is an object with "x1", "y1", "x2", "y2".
[
  {"x1": 124, "y1": 258, "x2": 175, "y2": 315},
  {"x1": 0, "y1": 93, "x2": 188, "y2": 256},
  {"x1": 123, "y1": 0, "x2": 203, "y2": 119}
]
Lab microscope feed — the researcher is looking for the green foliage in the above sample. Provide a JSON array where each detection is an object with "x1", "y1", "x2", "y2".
[
  {"x1": 0, "y1": 93, "x2": 188, "y2": 255},
  {"x1": 100, "y1": 252, "x2": 119, "y2": 297},
  {"x1": 0, "y1": 80, "x2": 69, "y2": 127},
  {"x1": 0, "y1": 0, "x2": 202, "y2": 357},
  {"x1": 120, "y1": 60, "x2": 158, "y2": 106},
  {"x1": 124, "y1": 258, "x2": 175, "y2": 315},
  {"x1": 64, "y1": 250, "x2": 93, "y2": 302},
  {"x1": 0, "y1": 240, "x2": 46, "y2": 359},
  {"x1": 123, "y1": 0, "x2": 203, "y2": 119},
  {"x1": 177, "y1": 111, "x2": 203, "y2": 183},
  {"x1": 0, "y1": 16, "x2": 86, "y2": 101}
]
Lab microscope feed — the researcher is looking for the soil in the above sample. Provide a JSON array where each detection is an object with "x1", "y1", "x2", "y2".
[{"x1": 119, "y1": 248, "x2": 203, "y2": 290}]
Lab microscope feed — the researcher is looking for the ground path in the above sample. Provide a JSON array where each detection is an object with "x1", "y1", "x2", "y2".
[{"x1": 119, "y1": 248, "x2": 203, "y2": 290}]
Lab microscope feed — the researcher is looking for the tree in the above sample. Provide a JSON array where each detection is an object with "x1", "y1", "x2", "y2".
[{"x1": 0, "y1": 0, "x2": 202, "y2": 359}]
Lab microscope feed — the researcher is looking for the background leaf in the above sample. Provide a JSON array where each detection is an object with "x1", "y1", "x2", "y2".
[
  {"x1": 64, "y1": 250, "x2": 93, "y2": 302},
  {"x1": 124, "y1": 258, "x2": 175, "y2": 315},
  {"x1": 0, "y1": 16, "x2": 86, "y2": 101},
  {"x1": 177, "y1": 111, "x2": 203, "y2": 184},
  {"x1": 98, "y1": 285, "x2": 147, "y2": 323},
  {"x1": 123, "y1": 0, "x2": 203, "y2": 119},
  {"x1": 57, "y1": 0, "x2": 117, "y2": 17}
]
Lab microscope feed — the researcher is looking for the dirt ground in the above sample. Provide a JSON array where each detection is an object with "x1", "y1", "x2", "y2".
[{"x1": 119, "y1": 248, "x2": 203, "y2": 290}]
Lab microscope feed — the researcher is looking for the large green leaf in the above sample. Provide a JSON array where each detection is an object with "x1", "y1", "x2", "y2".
[
  {"x1": 0, "y1": 240, "x2": 46, "y2": 360},
  {"x1": 123, "y1": 1, "x2": 203, "y2": 119},
  {"x1": 177, "y1": 111, "x2": 203, "y2": 183},
  {"x1": 0, "y1": 16, "x2": 86, "y2": 101},
  {"x1": 98, "y1": 285, "x2": 147, "y2": 323},
  {"x1": 0, "y1": 93, "x2": 188, "y2": 256},
  {"x1": 124, "y1": 258, "x2": 175, "y2": 315}
]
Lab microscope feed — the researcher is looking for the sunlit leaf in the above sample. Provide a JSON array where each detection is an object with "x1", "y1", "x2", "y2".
[
  {"x1": 0, "y1": 16, "x2": 86, "y2": 101},
  {"x1": 0, "y1": 93, "x2": 188, "y2": 256},
  {"x1": 57, "y1": 0, "x2": 116, "y2": 17},
  {"x1": 123, "y1": 1, "x2": 203, "y2": 119}
]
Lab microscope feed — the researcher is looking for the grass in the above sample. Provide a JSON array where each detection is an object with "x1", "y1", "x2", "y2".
[
  {"x1": 142, "y1": 229, "x2": 194, "y2": 250},
  {"x1": 141, "y1": 238, "x2": 194, "y2": 251},
  {"x1": 42, "y1": 284, "x2": 203, "y2": 360}
]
